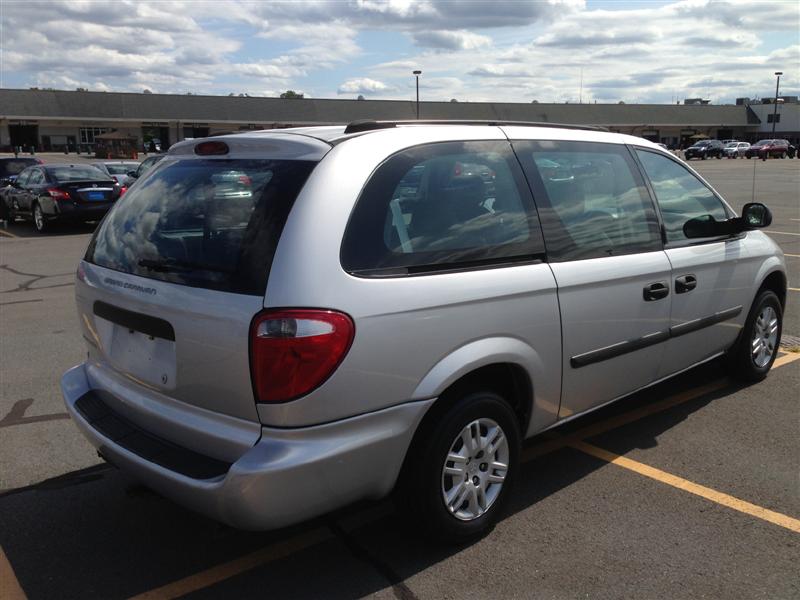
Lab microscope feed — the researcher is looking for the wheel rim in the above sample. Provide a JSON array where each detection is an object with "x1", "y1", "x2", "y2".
[
  {"x1": 441, "y1": 418, "x2": 509, "y2": 522},
  {"x1": 751, "y1": 306, "x2": 778, "y2": 368},
  {"x1": 34, "y1": 205, "x2": 44, "y2": 230}
]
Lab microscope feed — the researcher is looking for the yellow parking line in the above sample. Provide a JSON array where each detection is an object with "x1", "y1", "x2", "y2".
[
  {"x1": 0, "y1": 547, "x2": 26, "y2": 600},
  {"x1": 773, "y1": 352, "x2": 800, "y2": 368},
  {"x1": 784, "y1": 254, "x2": 800, "y2": 258},
  {"x1": 0, "y1": 228, "x2": 18, "y2": 238},
  {"x1": 570, "y1": 440, "x2": 800, "y2": 534},
  {"x1": 128, "y1": 528, "x2": 331, "y2": 600},
  {"x1": 789, "y1": 287, "x2": 800, "y2": 292},
  {"x1": 767, "y1": 231, "x2": 800, "y2": 236}
]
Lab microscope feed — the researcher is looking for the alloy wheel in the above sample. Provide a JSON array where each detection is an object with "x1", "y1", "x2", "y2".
[
  {"x1": 752, "y1": 305, "x2": 778, "y2": 368},
  {"x1": 441, "y1": 418, "x2": 509, "y2": 521}
]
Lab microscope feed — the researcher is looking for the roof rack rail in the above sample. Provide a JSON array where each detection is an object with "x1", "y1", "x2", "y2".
[{"x1": 342, "y1": 120, "x2": 608, "y2": 135}]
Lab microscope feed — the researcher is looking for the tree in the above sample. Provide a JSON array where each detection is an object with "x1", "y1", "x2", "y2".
[
  {"x1": 280, "y1": 90, "x2": 304, "y2": 99},
  {"x1": 450, "y1": 98, "x2": 458, "y2": 103},
  {"x1": 75, "y1": 87, "x2": 88, "y2": 92},
  {"x1": 357, "y1": 95, "x2": 365, "y2": 101},
  {"x1": 143, "y1": 89, "x2": 152, "y2": 94}
]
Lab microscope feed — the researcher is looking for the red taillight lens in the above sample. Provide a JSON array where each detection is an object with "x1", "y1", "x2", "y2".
[
  {"x1": 250, "y1": 309, "x2": 355, "y2": 403},
  {"x1": 119, "y1": 186, "x2": 128, "y2": 196},
  {"x1": 47, "y1": 188, "x2": 71, "y2": 201}
]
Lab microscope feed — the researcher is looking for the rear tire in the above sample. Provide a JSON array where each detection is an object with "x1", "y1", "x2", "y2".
[
  {"x1": 400, "y1": 391, "x2": 520, "y2": 544},
  {"x1": 727, "y1": 290, "x2": 782, "y2": 383}
]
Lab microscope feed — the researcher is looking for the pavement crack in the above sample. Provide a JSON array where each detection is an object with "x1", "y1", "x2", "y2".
[
  {"x1": 0, "y1": 398, "x2": 71, "y2": 429},
  {"x1": 328, "y1": 520, "x2": 419, "y2": 600},
  {"x1": 0, "y1": 264, "x2": 74, "y2": 293}
]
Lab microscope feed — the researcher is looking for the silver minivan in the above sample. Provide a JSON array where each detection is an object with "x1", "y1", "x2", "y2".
[{"x1": 62, "y1": 122, "x2": 786, "y2": 542}]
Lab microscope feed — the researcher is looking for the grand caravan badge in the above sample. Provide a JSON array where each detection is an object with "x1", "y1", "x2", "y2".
[{"x1": 103, "y1": 277, "x2": 157, "y2": 296}]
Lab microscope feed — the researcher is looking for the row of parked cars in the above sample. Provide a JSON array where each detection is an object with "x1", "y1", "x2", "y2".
[
  {"x1": 684, "y1": 138, "x2": 797, "y2": 160},
  {"x1": 0, "y1": 155, "x2": 165, "y2": 232}
]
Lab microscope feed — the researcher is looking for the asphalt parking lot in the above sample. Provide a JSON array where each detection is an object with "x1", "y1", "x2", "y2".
[{"x1": 1, "y1": 155, "x2": 798, "y2": 599}]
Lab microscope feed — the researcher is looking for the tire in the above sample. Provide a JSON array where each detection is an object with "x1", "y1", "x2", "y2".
[
  {"x1": 400, "y1": 390, "x2": 520, "y2": 544},
  {"x1": 33, "y1": 201, "x2": 49, "y2": 233},
  {"x1": 727, "y1": 290, "x2": 782, "y2": 383}
]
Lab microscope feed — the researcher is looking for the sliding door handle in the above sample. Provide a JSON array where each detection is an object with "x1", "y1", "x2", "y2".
[{"x1": 675, "y1": 274, "x2": 697, "y2": 294}]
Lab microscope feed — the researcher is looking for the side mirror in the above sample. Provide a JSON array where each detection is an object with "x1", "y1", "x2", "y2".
[
  {"x1": 127, "y1": 170, "x2": 138, "y2": 178},
  {"x1": 683, "y1": 203, "x2": 772, "y2": 239},
  {"x1": 740, "y1": 202, "x2": 772, "y2": 229}
]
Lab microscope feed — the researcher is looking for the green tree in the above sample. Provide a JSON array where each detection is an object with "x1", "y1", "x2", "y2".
[{"x1": 280, "y1": 90, "x2": 304, "y2": 99}]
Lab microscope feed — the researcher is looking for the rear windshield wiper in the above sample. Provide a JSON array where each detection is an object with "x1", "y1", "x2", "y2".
[{"x1": 137, "y1": 258, "x2": 234, "y2": 274}]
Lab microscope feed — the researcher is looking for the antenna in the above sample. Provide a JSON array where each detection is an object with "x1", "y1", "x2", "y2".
[{"x1": 751, "y1": 150, "x2": 757, "y2": 203}]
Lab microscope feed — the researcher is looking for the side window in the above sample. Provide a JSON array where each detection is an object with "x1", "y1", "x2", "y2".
[
  {"x1": 514, "y1": 140, "x2": 661, "y2": 261},
  {"x1": 26, "y1": 170, "x2": 44, "y2": 186},
  {"x1": 341, "y1": 141, "x2": 544, "y2": 275},
  {"x1": 14, "y1": 169, "x2": 32, "y2": 187},
  {"x1": 635, "y1": 149, "x2": 729, "y2": 243}
]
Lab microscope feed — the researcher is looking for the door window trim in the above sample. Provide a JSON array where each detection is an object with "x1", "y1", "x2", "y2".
[{"x1": 631, "y1": 146, "x2": 737, "y2": 249}]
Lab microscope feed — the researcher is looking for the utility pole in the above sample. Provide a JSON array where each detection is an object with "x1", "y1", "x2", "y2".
[
  {"x1": 771, "y1": 71, "x2": 782, "y2": 135},
  {"x1": 413, "y1": 70, "x2": 421, "y2": 119}
]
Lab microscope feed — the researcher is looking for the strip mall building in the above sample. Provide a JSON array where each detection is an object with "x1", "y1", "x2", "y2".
[{"x1": 1, "y1": 88, "x2": 798, "y2": 153}]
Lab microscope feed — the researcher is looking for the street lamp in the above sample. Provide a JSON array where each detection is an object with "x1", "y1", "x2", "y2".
[
  {"x1": 771, "y1": 71, "x2": 783, "y2": 135},
  {"x1": 413, "y1": 70, "x2": 422, "y2": 119}
]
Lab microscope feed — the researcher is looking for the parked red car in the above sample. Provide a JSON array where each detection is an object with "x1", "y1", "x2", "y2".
[{"x1": 744, "y1": 139, "x2": 791, "y2": 159}]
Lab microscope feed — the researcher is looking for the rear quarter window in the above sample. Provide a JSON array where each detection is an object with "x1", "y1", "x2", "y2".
[
  {"x1": 341, "y1": 140, "x2": 544, "y2": 276},
  {"x1": 86, "y1": 158, "x2": 316, "y2": 295}
]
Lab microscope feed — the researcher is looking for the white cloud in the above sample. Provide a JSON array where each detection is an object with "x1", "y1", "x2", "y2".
[
  {"x1": 338, "y1": 78, "x2": 391, "y2": 95},
  {"x1": 413, "y1": 30, "x2": 492, "y2": 51}
]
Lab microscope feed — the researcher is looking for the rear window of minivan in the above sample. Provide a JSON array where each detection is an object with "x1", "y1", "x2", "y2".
[{"x1": 85, "y1": 158, "x2": 316, "y2": 295}]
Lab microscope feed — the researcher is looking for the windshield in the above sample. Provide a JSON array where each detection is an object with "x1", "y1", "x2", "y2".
[
  {"x1": 752, "y1": 140, "x2": 772, "y2": 147},
  {"x1": 85, "y1": 158, "x2": 316, "y2": 295},
  {"x1": 49, "y1": 165, "x2": 111, "y2": 182},
  {"x1": 724, "y1": 142, "x2": 738, "y2": 148},
  {"x1": 692, "y1": 141, "x2": 711, "y2": 147}
]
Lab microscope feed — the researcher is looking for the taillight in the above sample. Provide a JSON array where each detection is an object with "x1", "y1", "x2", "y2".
[
  {"x1": 119, "y1": 186, "x2": 128, "y2": 196},
  {"x1": 47, "y1": 188, "x2": 71, "y2": 201},
  {"x1": 250, "y1": 309, "x2": 354, "y2": 403}
]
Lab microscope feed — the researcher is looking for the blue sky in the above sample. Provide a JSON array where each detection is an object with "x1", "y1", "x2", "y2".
[{"x1": 2, "y1": 0, "x2": 798, "y2": 104}]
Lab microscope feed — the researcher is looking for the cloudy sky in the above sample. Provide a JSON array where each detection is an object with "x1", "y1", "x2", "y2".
[{"x1": 1, "y1": 0, "x2": 797, "y2": 104}]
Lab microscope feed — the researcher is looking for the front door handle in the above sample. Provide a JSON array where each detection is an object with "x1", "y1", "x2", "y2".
[
  {"x1": 675, "y1": 274, "x2": 697, "y2": 294},
  {"x1": 643, "y1": 281, "x2": 669, "y2": 301}
]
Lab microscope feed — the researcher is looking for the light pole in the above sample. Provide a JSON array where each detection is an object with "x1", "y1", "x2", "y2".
[
  {"x1": 771, "y1": 71, "x2": 782, "y2": 135},
  {"x1": 413, "y1": 70, "x2": 421, "y2": 119}
]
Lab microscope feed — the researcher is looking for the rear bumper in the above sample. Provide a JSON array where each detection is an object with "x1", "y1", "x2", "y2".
[
  {"x1": 61, "y1": 363, "x2": 432, "y2": 530},
  {"x1": 43, "y1": 199, "x2": 114, "y2": 220}
]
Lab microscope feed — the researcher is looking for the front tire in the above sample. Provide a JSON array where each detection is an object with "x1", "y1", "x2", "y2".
[
  {"x1": 727, "y1": 290, "x2": 782, "y2": 382},
  {"x1": 401, "y1": 391, "x2": 520, "y2": 543},
  {"x1": 33, "y1": 201, "x2": 49, "y2": 233}
]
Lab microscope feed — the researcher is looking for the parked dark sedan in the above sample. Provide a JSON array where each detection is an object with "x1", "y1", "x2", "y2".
[
  {"x1": 2, "y1": 164, "x2": 120, "y2": 233},
  {"x1": 684, "y1": 139, "x2": 724, "y2": 160}
]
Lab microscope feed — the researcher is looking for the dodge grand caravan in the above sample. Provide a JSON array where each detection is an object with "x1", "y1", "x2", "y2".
[{"x1": 62, "y1": 122, "x2": 786, "y2": 542}]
